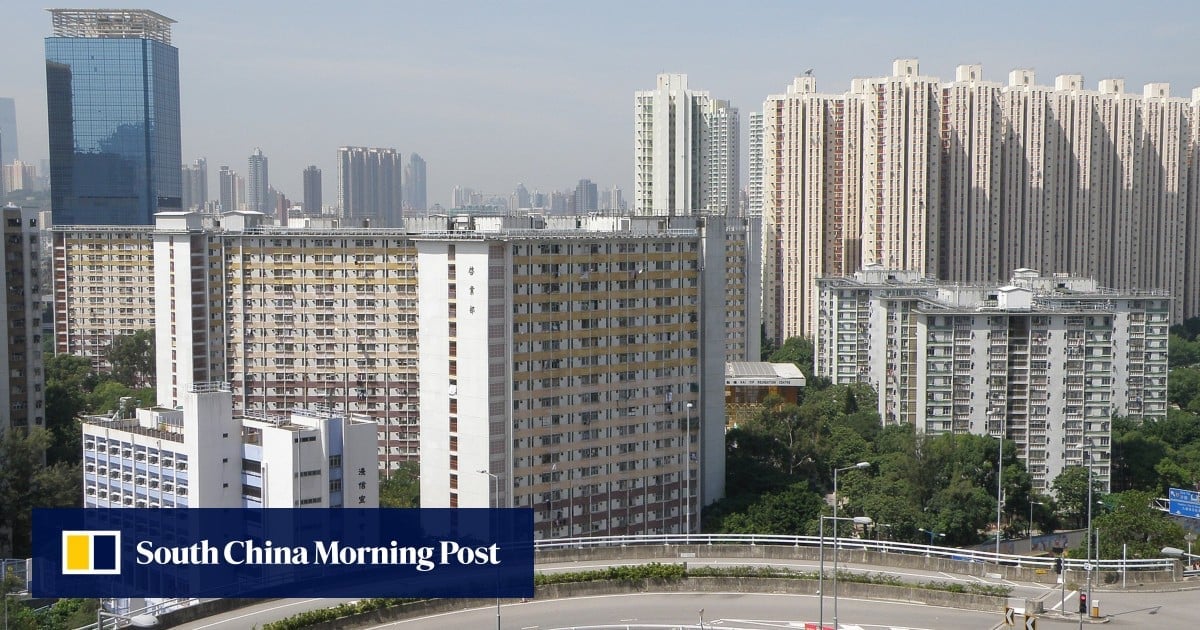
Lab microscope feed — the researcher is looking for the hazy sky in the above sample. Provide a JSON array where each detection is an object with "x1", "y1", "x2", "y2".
[{"x1": 4, "y1": 1, "x2": 1200, "y2": 208}]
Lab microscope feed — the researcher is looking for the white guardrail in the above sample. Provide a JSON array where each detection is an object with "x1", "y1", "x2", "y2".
[{"x1": 533, "y1": 533, "x2": 1178, "y2": 572}]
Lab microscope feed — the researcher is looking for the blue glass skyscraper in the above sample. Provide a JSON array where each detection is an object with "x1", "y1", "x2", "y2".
[{"x1": 45, "y1": 9, "x2": 182, "y2": 225}]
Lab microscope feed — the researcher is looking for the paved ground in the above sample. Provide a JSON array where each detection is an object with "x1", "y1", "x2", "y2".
[{"x1": 365, "y1": 592, "x2": 1001, "y2": 629}]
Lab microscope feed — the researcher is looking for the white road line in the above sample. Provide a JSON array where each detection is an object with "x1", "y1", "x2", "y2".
[
  {"x1": 1049, "y1": 590, "x2": 1076, "y2": 611},
  {"x1": 184, "y1": 598, "x2": 327, "y2": 629}
]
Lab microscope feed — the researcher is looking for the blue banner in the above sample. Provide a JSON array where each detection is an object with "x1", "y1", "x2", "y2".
[{"x1": 33, "y1": 508, "x2": 534, "y2": 598}]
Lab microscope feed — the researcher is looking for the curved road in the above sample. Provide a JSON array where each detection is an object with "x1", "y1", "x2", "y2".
[
  {"x1": 366, "y1": 592, "x2": 999, "y2": 629},
  {"x1": 170, "y1": 555, "x2": 1196, "y2": 629}
]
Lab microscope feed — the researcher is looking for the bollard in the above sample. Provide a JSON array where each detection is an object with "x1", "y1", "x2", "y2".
[{"x1": 1090, "y1": 599, "x2": 1099, "y2": 618}]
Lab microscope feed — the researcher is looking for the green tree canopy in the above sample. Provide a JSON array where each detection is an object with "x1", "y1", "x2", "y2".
[
  {"x1": 0, "y1": 429, "x2": 81, "y2": 556},
  {"x1": 105, "y1": 329, "x2": 155, "y2": 387},
  {"x1": 1091, "y1": 490, "x2": 1185, "y2": 559},
  {"x1": 767, "y1": 336, "x2": 815, "y2": 379},
  {"x1": 379, "y1": 462, "x2": 420, "y2": 508},
  {"x1": 1052, "y1": 466, "x2": 1104, "y2": 529}
]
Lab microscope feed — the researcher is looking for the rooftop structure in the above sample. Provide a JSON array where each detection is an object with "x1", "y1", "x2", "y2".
[{"x1": 48, "y1": 9, "x2": 174, "y2": 44}]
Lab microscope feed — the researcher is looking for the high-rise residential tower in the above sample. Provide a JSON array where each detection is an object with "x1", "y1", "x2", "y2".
[
  {"x1": 634, "y1": 74, "x2": 739, "y2": 216},
  {"x1": 45, "y1": 9, "x2": 182, "y2": 225},
  {"x1": 572, "y1": 179, "x2": 598, "y2": 212},
  {"x1": 1, "y1": 204, "x2": 45, "y2": 437},
  {"x1": 338, "y1": 147, "x2": 403, "y2": 227},
  {"x1": 247, "y1": 147, "x2": 270, "y2": 215},
  {"x1": 218, "y1": 165, "x2": 241, "y2": 212},
  {"x1": 404, "y1": 153, "x2": 427, "y2": 211},
  {"x1": 816, "y1": 267, "x2": 1170, "y2": 494},
  {"x1": 763, "y1": 60, "x2": 1200, "y2": 340},
  {"x1": 181, "y1": 158, "x2": 207, "y2": 211},
  {"x1": 303, "y1": 165, "x2": 322, "y2": 213}
]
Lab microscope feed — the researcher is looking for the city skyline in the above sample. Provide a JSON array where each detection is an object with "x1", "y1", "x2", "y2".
[{"x1": 4, "y1": 2, "x2": 1199, "y2": 210}]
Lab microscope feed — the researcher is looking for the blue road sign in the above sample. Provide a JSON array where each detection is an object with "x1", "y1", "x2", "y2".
[{"x1": 1169, "y1": 487, "x2": 1200, "y2": 519}]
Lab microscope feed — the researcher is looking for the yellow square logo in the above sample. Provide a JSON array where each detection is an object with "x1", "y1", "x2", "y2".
[{"x1": 62, "y1": 530, "x2": 121, "y2": 575}]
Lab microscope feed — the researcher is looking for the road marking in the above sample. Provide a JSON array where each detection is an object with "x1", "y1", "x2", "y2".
[
  {"x1": 184, "y1": 598, "x2": 327, "y2": 629},
  {"x1": 1051, "y1": 590, "x2": 1080, "y2": 609}
]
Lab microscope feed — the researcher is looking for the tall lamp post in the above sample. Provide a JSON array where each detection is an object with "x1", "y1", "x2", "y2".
[
  {"x1": 1029, "y1": 500, "x2": 1044, "y2": 553},
  {"x1": 995, "y1": 414, "x2": 1005, "y2": 558},
  {"x1": 1084, "y1": 443, "x2": 1095, "y2": 626},
  {"x1": 685, "y1": 401, "x2": 694, "y2": 535},
  {"x1": 478, "y1": 470, "x2": 501, "y2": 630},
  {"x1": 831, "y1": 461, "x2": 870, "y2": 630},
  {"x1": 819, "y1": 514, "x2": 872, "y2": 630}
]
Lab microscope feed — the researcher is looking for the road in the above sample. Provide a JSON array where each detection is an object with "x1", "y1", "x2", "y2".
[
  {"x1": 169, "y1": 554, "x2": 1198, "y2": 629},
  {"x1": 539, "y1": 556, "x2": 1054, "y2": 600},
  {"x1": 365, "y1": 592, "x2": 1001, "y2": 629}
]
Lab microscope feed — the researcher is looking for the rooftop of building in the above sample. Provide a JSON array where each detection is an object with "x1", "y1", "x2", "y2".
[
  {"x1": 821, "y1": 267, "x2": 1170, "y2": 306},
  {"x1": 725, "y1": 362, "x2": 807, "y2": 387},
  {"x1": 48, "y1": 9, "x2": 174, "y2": 45}
]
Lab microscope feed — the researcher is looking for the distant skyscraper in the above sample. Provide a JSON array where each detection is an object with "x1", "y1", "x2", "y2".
[
  {"x1": 513, "y1": 183, "x2": 530, "y2": 210},
  {"x1": 45, "y1": 9, "x2": 182, "y2": 225},
  {"x1": 404, "y1": 153, "x2": 426, "y2": 211},
  {"x1": 303, "y1": 165, "x2": 322, "y2": 213},
  {"x1": 0, "y1": 98, "x2": 18, "y2": 164},
  {"x1": 573, "y1": 179, "x2": 598, "y2": 212},
  {"x1": 451, "y1": 186, "x2": 473, "y2": 210},
  {"x1": 218, "y1": 165, "x2": 240, "y2": 212},
  {"x1": 634, "y1": 73, "x2": 739, "y2": 216},
  {"x1": 247, "y1": 147, "x2": 269, "y2": 215},
  {"x1": 181, "y1": 157, "x2": 207, "y2": 211},
  {"x1": 337, "y1": 147, "x2": 402, "y2": 227},
  {"x1": 747, "y1": 112, "x2": 763, "y2": 216}
]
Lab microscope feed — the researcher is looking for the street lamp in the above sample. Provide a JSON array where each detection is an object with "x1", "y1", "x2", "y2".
[
  {"x1": 1162, "y1": 546, "x2": 1200, "y2": 560},
  {"x1": 1029, "y1": 501, "x2": 1044, "y2": 553},
  {"x1": 829, "y1": 461, "x2": 870, "y2": 630},
  {"x1": 995, "y1": 415, "x2": 1006, "y2": 558},
  {"x1": 97, "y1": 610, "x2": 158, "y2": 629},
  {"x1": 819, "y1": 514, "x2": 872, "y2": 630},
  {"x1": 919, "y1": 528, "x2": 946, "y2": 556},
  {"x1": 685, "y1": 401, "x2": 694, "y2": 536},
  {"x1": 477, "y1": 470, "x2": 501, "y2": 630}
]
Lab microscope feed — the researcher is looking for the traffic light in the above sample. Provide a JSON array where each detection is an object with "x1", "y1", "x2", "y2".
[
  {"x1": 1079, "y1": 593, "x2": 1087, "y2": 614},
  {"x1": 1054, "y1": 557, "x2": 1063, "y2": 574}
]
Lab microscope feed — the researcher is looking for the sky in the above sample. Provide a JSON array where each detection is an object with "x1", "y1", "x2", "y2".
[{"x1": 4, "y1": 0, "x2": 1200, "y2": 209}]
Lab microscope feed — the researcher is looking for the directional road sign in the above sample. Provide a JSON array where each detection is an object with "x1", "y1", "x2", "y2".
[
  {"x1": 1169, "y1": 487, "x2": 1200, "y2": 519},
  {"x1": 1004, "y1": 607, "x2": 1015, "y2": 626},
  {"x1": 1025, "y1": 614, "x2": 1037, "y2": 630}
]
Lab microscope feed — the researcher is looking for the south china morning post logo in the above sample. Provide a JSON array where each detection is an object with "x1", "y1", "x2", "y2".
[
  {"x1": 35, "y1": 508, "x2": 534, "y2": 598},
  {"x1": 61, "y1": 530, "x2": 121, "y2": 575}
]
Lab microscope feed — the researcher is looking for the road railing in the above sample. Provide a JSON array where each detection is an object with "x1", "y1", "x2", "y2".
[{"x1": 533, "y1": 533, "x2": 1176, "y2": 573}]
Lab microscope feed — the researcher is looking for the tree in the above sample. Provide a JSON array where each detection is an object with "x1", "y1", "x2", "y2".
[
  {"x1": 0, "y1": 429, "x2": 81, "y2": 557},
  {"x1": 715, "y1": 482, "x2": 825, "y2": 535},
  {"x1": 379, "y1": 462, "x2": 420, "y2": 508},
  {"x1": 1092, "y1": 490, "x2": 1185, "y2": 560},
  {"x1": 106, "y1": 329, "x2": 154, "y2": 387},
  {"x1": 768, "y1": 337, "x2": 815, "y2": 378},
  {"x1": 86, "y1": 380, "x2": 155, "y2": 417},
  {"x1": 1052, "y1": 466, "x2": 1103, "y2": 529},
  {"x1": 45, "y1": 354, "x2": 97, "y2": 392},
  {"x1": 1167, "y1": 366, "x2": 1200, "y2": 409}
]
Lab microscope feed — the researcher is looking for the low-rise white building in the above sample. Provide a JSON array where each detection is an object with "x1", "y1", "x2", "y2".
[{"x1": 82, "y1": 382, "x2": 378, "y2": 508}]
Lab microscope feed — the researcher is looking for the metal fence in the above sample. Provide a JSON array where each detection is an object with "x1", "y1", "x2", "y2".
[{"x1": 533, "y1": 533, "x2": 1177, "y2": 572}]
